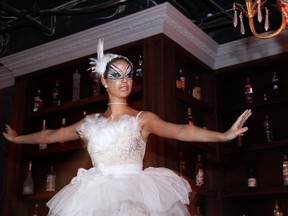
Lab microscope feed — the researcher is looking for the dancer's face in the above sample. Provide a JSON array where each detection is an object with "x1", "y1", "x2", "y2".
[{"x1": 102, "y1": 59, "x2": 133, "y2": 98}]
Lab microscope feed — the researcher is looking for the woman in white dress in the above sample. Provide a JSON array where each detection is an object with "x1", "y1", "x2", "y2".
[{"x1": 3, "y1": 39, "x2": 251, "y2": 216}]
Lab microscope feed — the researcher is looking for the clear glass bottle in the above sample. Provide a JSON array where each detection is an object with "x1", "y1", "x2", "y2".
[
  {"x1": 186, "y1": 107, "x2": 194, "y2": 125},
  {"x1": 263, "y1": 114, "x2": 273, "y2": 142},
  {"x1": 283, "y1": 153, "x2": 288, "y2": 187},
  {"x1": 135, "y1": 54, "x2": 143, "y2": 85},
  {"x1": 33, "y1": 89, "x2": 43, "y2": 112},
  {"x1": 46, "y1": 166, "x2": 56, "y2": 192},
  {"x1": 272, "y1": 71, "x2": 281, "y2": 97},
  {"x1": 244, "y1": 76, "x2": 253, "y2": 104},
  {"x1": 39, "y1": 119, "x2": 47, "y2": 150},
  {"x1": 60, "y1": 117, "x2": 66, "y2": 145},
  {"x1": 72, "y1": 70, "x2": 81, "y2": 101},
  {"x1": 52, "y1": 79, "x2": 61, "y2": 106},
  {"x1": 23, "y1": 161, "x2": 34, "y2": 195},
  {"x1": 247, "y1": 165, "x2": 257, "y2": 189},
  {"x1": 195, "y1": 154, "x2": 204, "y2": 186}
]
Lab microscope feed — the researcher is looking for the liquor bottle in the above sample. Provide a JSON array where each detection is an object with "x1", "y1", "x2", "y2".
[
  {"x1": 32, "y1": 204, "x2": 39, "y2": 216},
  {"x1": 176, "y1": 69, "x2": 186, "y2": 91},
  {"x1": 271, "y1": 71, "x2": 281, "y2": 97},
  {"x1": 33, "y1": 89, "x2": 43, "y2": 112},
  {"x1": 273, "y1": 200, "x2": 283, "y2": 216},
  {"x1": 135, "y1": 54, "x2": 144, "y2": 85},
  {"x1": 60, "y1": 117, "x2": 66, "y2": 145},
  {"x1": 244, "y1": 76, "x2": 253, "y2": 104},
  {"x1": 39, "y1": 119, "x2": 47, "y2": 150},
  {"x1": 195, "y1": 154, "x2": 204, "y2": 186},
  {"x1": 52, "y1": 79, "x2": 61, "y2": 106},
  {"x1": 72, "y1": 70, "x2": 81, "y2": 101},
  {"x1": 283, "y1": 153, "x2": 288, "y2": 187},
  {"x1": 61, "y1": 117, "x2": 66, "y2": 127},
  {"x1": 23, "y1": 161, "x2": 34, "y2": 195},
  {"x1": 263, "y1": 114, "x2": 273, "y2": 142},
  {"x1": 179, "y1": 151, "x2": 186, "y2": 176},
  {"x1": 46, "y1": 166, "x2": 56, "y2": 191},
  {"x1": 192, "y1": 75, "x2": 201, "y2": 100},
  {"x1": 186, "y1": 108, "x2": 194, "y2": 125},
  {"x1": 247, "y1": 165, "x2": 257, "y2": 189}
]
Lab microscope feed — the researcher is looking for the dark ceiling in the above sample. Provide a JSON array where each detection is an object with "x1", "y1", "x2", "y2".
[{"x1": 0, "y1": 0, "x2": 284, "y2": 58}]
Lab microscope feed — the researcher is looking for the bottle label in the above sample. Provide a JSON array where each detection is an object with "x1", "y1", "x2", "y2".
[
  {"x1": 193, "y1": 87, "x2": 201, "y2": 100},
  {"x1": 245, "y1": 85, "x2": 253, "y2": 103},
  {"x1": 33, "y1": 96, "x2": 43, "y2": 112},
  {"x1": 196, "y1": 169, "x2": 204, "y2": 186},
  {"x1": 46, "y1": 174, "x2": 56, "y2": 191},
  {"x1": 180, "y1": 77, "x2": 186, "y2": 91},
  {"x1": 248, "y1": 178, "x2": 257, "y2": 187}
]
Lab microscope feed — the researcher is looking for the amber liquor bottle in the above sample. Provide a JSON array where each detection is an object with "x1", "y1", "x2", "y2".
[
  {"x1": 283, "y1": 153, "x2": 288, "y2": 187},
  {"x1": 192, "y1": 75, "x2": 201, "y2": 100},
  {"x1": 32, "y1": 204, "x2": 39, "y2": 216},
  {"x1": 186, "y1": 108, "x2": 194, "y2": 125}
]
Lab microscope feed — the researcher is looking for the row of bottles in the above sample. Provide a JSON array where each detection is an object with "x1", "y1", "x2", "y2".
[
  {"x1": 23, "y1": 161, "x2": 56, "y2": 195},
  {"x1": 33, "y1": 79, "x2": 62, "y2": 112},
  {"x1": 176, "y1": 69, "x2": 202, "y2": 100},
  {"x1": 37, "y1": 117, "x2": 66, "y2": 150},
  {"x1": 247, "y1": 153, "x2": 288, "y2": 189},
  {"x1": 244, "y1": 71, "x2": 282, "y2": 104},
  {"x1": 237, "y1": 113, "x2": 275, "y2": 145},
  {"x1": 240, "y1": 200, "x2": 285, "y2": 216},
  {"x1": 33, "y1": 54, "x2": 144, "y2": 112},
  {"x1": 179, "y1": 152, "x2": 204, "y2": 187}
]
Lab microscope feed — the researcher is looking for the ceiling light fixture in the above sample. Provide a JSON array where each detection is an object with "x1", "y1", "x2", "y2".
[{"x1": 233, "y1": 0, "x2": 288, "y2": 38}]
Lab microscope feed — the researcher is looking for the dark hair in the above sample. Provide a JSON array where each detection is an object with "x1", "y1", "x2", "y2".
[{"x1": 103, "y1": 56, "x2": 134, "y2": 79}]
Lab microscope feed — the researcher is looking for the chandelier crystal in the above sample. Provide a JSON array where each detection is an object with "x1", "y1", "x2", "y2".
[{"x1": 233, "y1": 0, "x2": 288, "y2": 39}]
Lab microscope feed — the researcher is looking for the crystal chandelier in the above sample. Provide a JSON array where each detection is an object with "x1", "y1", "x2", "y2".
[{"x1": 233, "y1": 0, "x2": 288, "y2": 38}]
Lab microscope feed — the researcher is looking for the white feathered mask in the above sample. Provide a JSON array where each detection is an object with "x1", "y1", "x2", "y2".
[{"x1": 89, "y1": 39, "x2": 118, "y2": 76}]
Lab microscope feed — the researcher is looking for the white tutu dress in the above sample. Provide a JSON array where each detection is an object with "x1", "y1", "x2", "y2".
[{"x1": 47, "y1": 112, "x2": 192, "y2": 216}]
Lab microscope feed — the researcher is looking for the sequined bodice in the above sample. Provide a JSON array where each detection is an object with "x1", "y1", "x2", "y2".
[{"x1": 77, "y1": 113, "x2": 146, "y2": 168}]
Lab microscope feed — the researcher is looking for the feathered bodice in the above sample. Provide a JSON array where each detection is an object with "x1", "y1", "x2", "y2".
[{"x1": 77, "y1": 113, "x2": 146, "y2": 169}]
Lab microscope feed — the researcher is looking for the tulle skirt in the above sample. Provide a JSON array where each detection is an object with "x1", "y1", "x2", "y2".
[{"x1": 47, "y1": 164, "x2": 192, "y2": 216}]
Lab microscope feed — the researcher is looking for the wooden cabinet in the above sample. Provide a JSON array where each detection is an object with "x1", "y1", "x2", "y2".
[
  {"x1": 13, "y1": 34, "x2": 288, "y2": 216},
  {"x1": 217, "y1": 53, "x2": 288, "y2": 215}
]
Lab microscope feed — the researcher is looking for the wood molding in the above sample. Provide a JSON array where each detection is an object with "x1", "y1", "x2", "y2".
[{"x1": 0, "y1": 2, "x2": 287, "y2": 89}]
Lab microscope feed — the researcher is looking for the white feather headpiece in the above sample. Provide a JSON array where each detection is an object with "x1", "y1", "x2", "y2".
[{"x1": 89, "y1": 39, "x2": 118, "y2": 76}]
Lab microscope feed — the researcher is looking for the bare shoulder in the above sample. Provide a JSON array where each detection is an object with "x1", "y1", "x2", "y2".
[{"x1": 137, "y1": 111, "x2": 160, "y2": 121}]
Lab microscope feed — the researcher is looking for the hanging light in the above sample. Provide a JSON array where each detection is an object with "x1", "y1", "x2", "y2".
[{"x1": 233, "y1": 0, "x2": 288, "y2": 39}]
